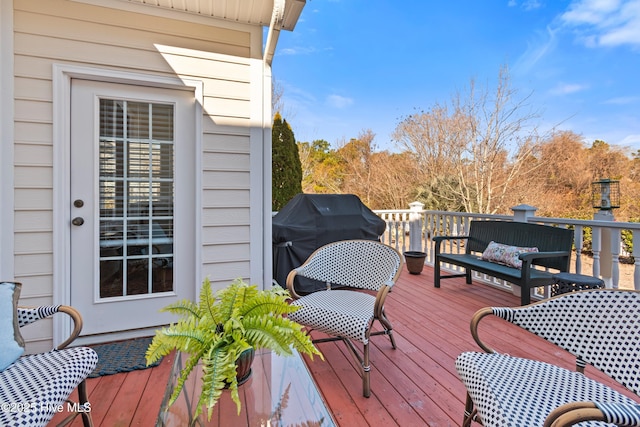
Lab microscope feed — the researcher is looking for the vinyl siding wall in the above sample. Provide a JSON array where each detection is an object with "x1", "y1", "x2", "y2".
[{"x1": 11, "y1": 0, "x2": 263, "y2": 347}]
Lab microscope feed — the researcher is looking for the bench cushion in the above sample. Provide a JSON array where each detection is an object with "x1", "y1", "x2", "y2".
[
  {"x1": 481, "y1": 241, "x2": 538, "y2": 269},
  {"x1": 0, "y1": 283, "x2": 25, "y2": 371},
  {"x1": 0, "y1": 347, "x2": 98, "y2": 426},
  {"x1": 456, "y1": 351, "x2": 636, "y2": 427}
]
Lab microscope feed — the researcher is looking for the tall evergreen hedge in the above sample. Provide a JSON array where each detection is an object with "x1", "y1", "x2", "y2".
[{"x1": 272, "y1": 113, "x2": 302, "y2": 211}]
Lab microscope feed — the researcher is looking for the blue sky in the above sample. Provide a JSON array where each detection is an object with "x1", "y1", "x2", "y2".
[{"x1": 272, "y1": 0, "x2": 640, "y2": 152}]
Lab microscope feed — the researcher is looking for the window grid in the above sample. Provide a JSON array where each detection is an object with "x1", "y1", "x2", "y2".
[{"x1": 98, "y1": 99, "x2": 174, "y2": 298}]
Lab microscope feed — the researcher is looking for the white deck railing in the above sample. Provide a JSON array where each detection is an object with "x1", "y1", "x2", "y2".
[{"x1": 374, "y1": 204, "x2": 640, "y2": 293}]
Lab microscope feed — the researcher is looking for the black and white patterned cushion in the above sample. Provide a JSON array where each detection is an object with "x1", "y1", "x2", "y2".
[
  {"x1": 456, "y1": 352, "x2": 636, "y2": 426},
  {"x1": 456, "y1": 290, "x2": 640, "y2": 427},
  {"x1": 0, "y1": 347, "x2": 98, "y2": 426},
  {"x1": 289, "y1": 290, "x2": 376, "y2": 343}
]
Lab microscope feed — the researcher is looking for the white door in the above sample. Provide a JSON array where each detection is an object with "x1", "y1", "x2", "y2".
[{"x1": 70, "y1": 79, "x2": 196, "y2": 340}]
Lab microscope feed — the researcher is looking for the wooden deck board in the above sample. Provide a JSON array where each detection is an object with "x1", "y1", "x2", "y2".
[{"x1": 50, "y1": 267, "x2": 639, "y2": 426}]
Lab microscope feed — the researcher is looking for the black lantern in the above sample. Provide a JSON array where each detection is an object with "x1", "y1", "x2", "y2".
[{"x1": 592, "y1": 178, "x2": 620, "y2": 210}]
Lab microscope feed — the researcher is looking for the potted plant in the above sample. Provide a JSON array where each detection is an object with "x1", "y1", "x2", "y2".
[{"x1": 145, "y1": 277, "x2": 322, "y2": 421}]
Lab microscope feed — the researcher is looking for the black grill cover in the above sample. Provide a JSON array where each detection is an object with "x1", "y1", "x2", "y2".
[{"x1": 272, "y1": 194, "x2": 386, "y2": 293}]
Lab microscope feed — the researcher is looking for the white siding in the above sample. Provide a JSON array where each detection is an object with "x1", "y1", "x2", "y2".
[{"x1": 11, "y1": 0, "x2": 264, "y2": 349}]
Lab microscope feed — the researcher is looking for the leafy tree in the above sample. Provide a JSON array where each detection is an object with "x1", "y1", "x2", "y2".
[
  {"x1": 272, "y1": 113, "x2": 302, "y2": 210},
  {"x1": 298, "y1": 139, "x2": 343, "y2": 193}
]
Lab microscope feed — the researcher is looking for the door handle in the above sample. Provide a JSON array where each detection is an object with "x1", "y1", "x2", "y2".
[{"x1": 72, "y1": 217, "x2": 85, "y2": 226}]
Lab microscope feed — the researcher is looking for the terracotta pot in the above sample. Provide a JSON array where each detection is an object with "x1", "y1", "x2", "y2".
[{"x1": 404, "y1": 251, "x2": 427, "y2": 275}]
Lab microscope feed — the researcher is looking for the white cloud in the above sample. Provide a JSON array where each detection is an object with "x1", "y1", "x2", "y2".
[
  {"x1": 604, "y1": 96, "x2": 640, "y2": 104},
  {"x1": 514, "y1": 26, "x2": 558, "y2": 72},
  {"x1": 326, "y1": 94, "x2": 354, "y2": 109},
  {"x1": 523, "y1": 0, "x2": 543, "y2": 10},
  {"x1": 278, "y1": 46, "x2": 326, "y2": 56},
  {"x1": 507, "y1": 0, "x2": 543, "y2": 9},
  {"x1": 549, "y1": 82, "x2": 589, "y2": 95},
  {"x1": 620, "y1": 134, "x2": 640, "y2": 147},
  {"x1": 561, "y1": 0, "x2": 640, "y2": 48}
]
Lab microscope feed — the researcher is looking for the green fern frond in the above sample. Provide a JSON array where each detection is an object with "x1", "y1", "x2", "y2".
[
  {"x1": 242, "y1": 316, "x2": 298, "y2": 356},
  {"x1": 198, "y1": 277, "x2": 217, "y2": 322},
  {"x1": 215, "y1": 279, "x2": 244, "y2": 322},
  {"x1": 145, "y1": 336, "x2": 175, "y2": 365},
  {"x1": 197, "y1": 347, "x2": 236, "y2": 419},
  {"x1": 157, "y1": 325, "x2": 210, "y2": 351},
  {"x1": 240, "y1": 292, "x2": 299, "y2": 317},
  {"x1": 160, "y1": 298, "x2": 201, "y2": 318},
  {"x1": 169, "y1": 349, "x2": 206, "y2": 408},
  {"x1": 288, "y1": 327, "x2": 324, "y2": 360}
]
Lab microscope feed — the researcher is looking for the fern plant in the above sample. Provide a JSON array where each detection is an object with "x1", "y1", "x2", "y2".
[{"x1": 146, "y1": 277, "x2": 322, "y2": 421}]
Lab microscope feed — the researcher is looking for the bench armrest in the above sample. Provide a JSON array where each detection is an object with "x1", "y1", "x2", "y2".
[
  {"x1": 519, "y1": 250, "x2": 571, "y2": 262},
  {"x1": 18, "y1": 305, "x2": 83, "y2": 350},
  {"x1": 433, "y1": 235, "x2": 469, "y2": 254},
  {"x1": 519, "y1": 250, "x2": 571, "y2": 272}
]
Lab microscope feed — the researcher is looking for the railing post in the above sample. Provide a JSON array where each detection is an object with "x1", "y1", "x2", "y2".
[
  {"x1": 574, "y1": 225, "x2": 584, "y2": 274},
  {"x1": 591, "y1": 226, "x2": 602, "y2": 278},
  {"x1": 594, "y1": 210, "x2": 614, "y2": 288},
  {"x1": 633, "y1": 229, "x2": 640, "y2": 290},
  {"x1": 511, "y1": 204, "x2": 537, "y2": 222},
  {"x1": 409, "y1": 201, "x2": 425, "y2": 252}
]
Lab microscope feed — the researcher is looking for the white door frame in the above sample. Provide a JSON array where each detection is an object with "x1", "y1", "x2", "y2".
[{"x1": 52, "y1": 64, "x2": 203, "y2": 346}]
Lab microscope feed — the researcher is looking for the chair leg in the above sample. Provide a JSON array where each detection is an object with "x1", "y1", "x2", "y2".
[
  {"x1": 463, "y1": 392, "x2": 479, "y2": 427},
  {"x1": 78, "y1": 380, "x2": 94, "y2": 427},
  {"x1": 387, "y1": 329, "x2": 397, "y2": 349},
  {"x1": 376, "y1": 310, "x2": 397, "y2": 349},
  {"x1": 362, "y1": 341, "x2": 370, "y2": 398}
]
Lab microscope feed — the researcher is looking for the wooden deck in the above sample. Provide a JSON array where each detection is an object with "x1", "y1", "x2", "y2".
[{"x1": 51, "y1": 266, "x2": 638, "y2": 426}]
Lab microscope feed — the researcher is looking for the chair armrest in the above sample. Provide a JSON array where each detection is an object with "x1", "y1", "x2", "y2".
[
  {"x1": 373, "y1": 281, "x2": 394, "y2": 319},
  {"x1": 545, "y1": 401, "x2": 640, "y2": 427},
  {"x1": 469, "y1": 306, "x2": 498, "y2": 354},
  {"x1": 18, "y1": 305, "x2": 83, "y2": 350},
  {"x1": 286, "y1": 268, "x2": 303, "y2": 300}
]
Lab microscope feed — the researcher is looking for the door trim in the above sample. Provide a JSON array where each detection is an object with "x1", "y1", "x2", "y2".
[{"x1": 52, "y1": 64, "x2": 203, "y2": 346}]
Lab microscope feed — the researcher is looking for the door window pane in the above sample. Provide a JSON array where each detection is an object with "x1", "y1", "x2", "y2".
[{"x1": 98, "y1": 99, "x2": 174, "y2": 298}]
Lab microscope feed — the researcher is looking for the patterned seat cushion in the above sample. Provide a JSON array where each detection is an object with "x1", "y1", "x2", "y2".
[
  {"x1": 456, "y1": 351, "x2": 637, "y2": 427},
  {"x1": 0, "y1": 347, "x2": 98, "y2": 426},
  {"x1": 289, "y1": 290, "x2": 376, "y2": 344}
]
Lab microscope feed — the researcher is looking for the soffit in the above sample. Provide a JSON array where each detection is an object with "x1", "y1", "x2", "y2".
[{"x1": 124, "y1": 0, "x2": 305, "y2": 31}]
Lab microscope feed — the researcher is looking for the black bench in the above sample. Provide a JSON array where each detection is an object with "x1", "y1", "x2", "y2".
[{"x1": 433, "y1": 220, "x2": 574, "y2": 305}]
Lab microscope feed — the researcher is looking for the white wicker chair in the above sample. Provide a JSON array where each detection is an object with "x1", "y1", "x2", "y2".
[
  {"x1": 456, "y1": 289, "x2": 640, "y2": 427},
  {"x1": 285, "y1": 239, "x2": 403, "y2": 397},
  {"x1": 0, "y1": 305, "x2": 98, "y2": 427}
]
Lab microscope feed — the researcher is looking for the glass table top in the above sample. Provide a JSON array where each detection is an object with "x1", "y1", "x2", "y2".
[{"x1": 157, "y1": 349, "x2": 336, "y2": 426}]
